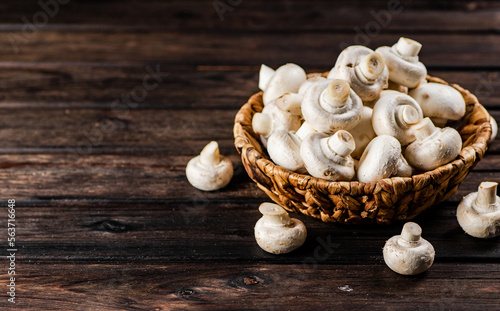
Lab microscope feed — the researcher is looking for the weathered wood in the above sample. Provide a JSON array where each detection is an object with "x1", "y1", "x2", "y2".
[
  {"x1": 1, "y1": 262, "x2": 498, "y2": 310},
  {"x1": 0, "y1": 66, "x2": 498, "y2": 110},
  {"x1": 1, "y1": 0, "x2": 499, "y2": 32},
  {"x1": 4, "y1": 195, "x2": 499, "y2": 262},
  {"x1": 2, "y1": 32, "x2": 500, "y2": 67},
  {"x1": 0, "y1": 152, "x2": 498, "y2": 201}
]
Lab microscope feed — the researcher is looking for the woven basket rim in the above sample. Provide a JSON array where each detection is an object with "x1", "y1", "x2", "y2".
[{"x1": 234, "y1": 74, "x2": 491, "y2": 194}]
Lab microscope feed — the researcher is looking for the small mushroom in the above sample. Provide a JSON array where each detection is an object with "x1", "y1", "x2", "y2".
[
  {"x1": 301, "y1": 79, "x2": 362, "y2": 134},
  {"x1": 376, "y1": 37, "x2": 427, "y2": 88},
  {"x1": 356, "y1": 135, "x2": 412, "y2": 183},
  {"x1": 252, "y1": 101, "x2": 302, "y2": 147},
  {"x1": 296, "y1": 121, "x2": 317, "y2": 141},
  {"x1": 404, "y1": 117, "x2": 462, "y2": 171},
  {"x1": 456, "y1": 182, "x2": 500, "y2": 238},
  {"x1": 328, "y1": 46, "x2": 389, "y2": 102},
  {"x1": 383, "y1": 222, "x2": 435, "y2": 275},
  {"x1": 254, "y1": 202, "x2": 307, "y2": 254},
  {"x1": 372, "y1": 90, "x2": 423, "y2": 145},
  {"x1": 267, "y1": 130, "x2": 306, "y2": 173},
  {"x1": 300, "y1": 130, "x2": 356, "y2": 181},
  {"x1": 490, "y1": 115, "x2": 498, "y2": 144},
  {"x1": 259, "y1": 63, "x2": 307, "y2": 105},
  {"x1": 349, "y1": 106, "x2": 377, "y2": 159},
  {"x1": 298, "y1": 76, "x2": 328, "y2": 95},
  {"x1": 274, "y1": 93, "x2": 303, "y2": 116},
  {"x1": 186, "y1": 141, "x2": 233, "y2": 191},
  {"x1": 409, "y1": 82, "x2": 466, "y2": 123},
  {"x1": 387, "y1": 80, "x2": 408, "y2": 94}
]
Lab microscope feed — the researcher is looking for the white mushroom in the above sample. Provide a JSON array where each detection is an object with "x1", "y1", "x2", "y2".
[
  {"x1": 295, "y1": 121, "x2": 317, "y2": 141},
  {"x1": 376, "y1": 37, "x2": 427, "y2": 88},
  {"x1": 456, "y1": 182, "x2": 500, "y2": 238},
  {"x1": 383, "y1": 222, "x2": 435, "y2": 275},
  {"x1": 301, "y1": 79, "x2": 362, "y2": 134},
  {"x1": 356, "y1": 135, "x2": 411, "y2": 183},
  {"x1": 349, "y1": 106, "x2": 377, "y2": 159},
  {"x1": 327, "y1": 46, "x2": 389, "y2": 102},
  {"x1": 404, "y1": 118, "x2": 462, "y2": 171},
  {"x1": 300, "y1": 130, "x2": 356, "y2": 181},
  {"x1": 298, "y1": 76, "x2": 328, "y2": 95},
  {"x1": 252, "y1": 101, "x2": 302, "y2": 147},
  {"x1": 259, "y1": 63, "x2": 307, "y2": 105},
  {"x1": 254, "y1": 202, "x2": 307, "y2": 254},
  {"x1": 489, "y1": 115, "x2": 498, "y2": 144},
  {"x1": 267, "y1": 130, "x2": 306, "y2": 173},
  {"x1": 186, "y1": 141, "x2": 233, "y2": 191},
  {"x1": 409, "y1": 82, "x2": 466, "y2": 123},
  {"x1": 387, "y1": 80, "x2": 408, "y2": 94},
  {"x1": 274, "y1": 93, "x2": 303, "y2": 116},
  {"x1": 372, "y1": 90, "x2": 423, "y2": 145}
]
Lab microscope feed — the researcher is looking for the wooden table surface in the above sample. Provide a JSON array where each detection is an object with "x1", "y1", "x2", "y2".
[{"x1": 1, "y1": 1, "x2": 499, "y2": 310}]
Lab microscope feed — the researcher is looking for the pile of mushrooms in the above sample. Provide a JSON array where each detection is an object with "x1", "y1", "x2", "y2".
[{"x1": 254, "y1": 37, "x2": 498, "y2": 183}]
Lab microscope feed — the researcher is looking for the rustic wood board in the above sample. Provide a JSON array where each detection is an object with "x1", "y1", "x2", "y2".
[{"x1": 0, "y1": 1, "x2": 499, "y2": 310}]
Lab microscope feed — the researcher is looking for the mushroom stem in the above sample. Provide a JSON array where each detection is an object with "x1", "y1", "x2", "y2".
[
  {"x1": 259, "y1": 64, "x2": 275, "y2": 91},
  {"x1": 475, "y1": 182, "x2": 499, "y2": 213},
  {"x1": 252, "y1": 113, "x2": 273, "y2": 136},
  {"x1": 324, "y1": 130, "x2": 355, "y2": 158},
  {"x1": 259, "y1": 202, "x2": 290, "y2": 226},
  {"x1": 412, "y1": 117, "x2": 437, "y2": 141},
  {"x1": 296, "y1": 122, "x2": 316, "y2": 141},
  {"x1": 199, "y1": 141, "x2": 221, "y2": 167},
  {"x1": 396, "y1": 105, "x2": 420, "y2": 128},
  {"x1": 395, "y1": 37, "x2": 422, "y2": 57},
  {"x1": 275, "y1": 93, "x2": 303, "y2": 116},
  {"x1": 321, "y1": 79, "x2": 350, "y2": 108},
  {"x1": 400, "y1": 222, "x2": 422, "y2": 244},
  {"x1": 359, "y1": 52, "x2": 385, "y2": 80}
]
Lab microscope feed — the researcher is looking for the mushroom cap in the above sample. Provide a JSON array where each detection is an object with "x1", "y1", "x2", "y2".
[
  {"x1": 372, "y1": 90, "x2": 423, "y2": 145},
  {"x1": 327, "y1": 46, "x2": 389, "y2": 102},
  {"x1": 409, "y1": 82, "x2": 466, "y2": 121},
  {"x1": 267, "y1": 130, "x2": 306, "y2": 173},
  {"x1": 349, "y1": 106, "x2": 377, "y2": 159},
  {"x1": 376, "y1": 44, "x2": 427, "y2": 88},
  {"x1": 263, "y1": 63, "x2": 307, "y2": 105},
  {"x1": 300, "y1": 131, "x2": 355, "y2": 181},
  {"x1": 254, "y1": 203, "x2": 307, "y2": 254},
  {"x1": 298, "y1": 76, "x2": 328, "y2": 95},
  {"x1": 356, "y1": 135, "x2": 402, "y2": 183},
  {"x1": 301, "y1": 80, "x2": 363, "y2": 134},
  {"x1": 490, "y1": 115, "x2": 498, "y2": 144},
  {"x1": 253, "y1": 102, "x2": 302, "y2": 144},
  {"x1": 457, "y1": 190, "x2": 500, "y2": 239},
  {"x1": 383, "y1": 230, "x2": 435, "y2": 275},
  {"x1": 186, "y1": 142, "x2": 233, "y2": 191},
  {"x1": 404, "y1": 122, "x2": 462, "y2": 171}
]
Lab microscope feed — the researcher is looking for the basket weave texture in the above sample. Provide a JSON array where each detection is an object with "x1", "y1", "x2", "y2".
[{"x1": 234, "y1": 74, "x2": 492, "y2": 224}]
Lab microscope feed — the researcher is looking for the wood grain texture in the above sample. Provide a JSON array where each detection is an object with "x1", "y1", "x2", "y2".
[
  {"x1": 1, "y1": 0, "x2": 499, "y2": 32},
  {"x1": 0, "y1": 66, "x2": 498, "y2": 110},
  {"x1": 6, "y1": 197, "x2": 500, "y2": 262},
  {"x1": 0, "y1": 262, "x2": 498, "y2": 311},
  {"x1": 0, "y1": 0, "x2": 498, "y2": 310},
  {"x1": 2, "y1": 31, "x2": 500, "y2": 67}
]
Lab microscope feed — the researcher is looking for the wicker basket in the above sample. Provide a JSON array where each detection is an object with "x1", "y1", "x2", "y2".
[{"x1": 234, "y1": 74, "x2": 492, "y2": 225}]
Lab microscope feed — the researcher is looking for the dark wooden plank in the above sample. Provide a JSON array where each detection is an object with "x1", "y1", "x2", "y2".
[
  {"x1": 0, "y1": 64, "x2": 257, "y2": 109},
  {"x1": 1, "y1": 0, "x2": 500, "y2": 32},
  {"x1": 6, "y1": 197, "x2": 500, "y2": 262},
  {"x1": 1, "y1": 262, "x2": 498, "y2": 310},
  {"x1": 0, "y1": 152, "x2": 498, "y2": 200},
  {"x1": 0, "y1": 106, "x2": 497, "y2": 154},
  {"x1": 0, "y1": 66, "x2": 499, "y2": 110},
  {"x1": 2, "y1": 32, "x2": 500, "y2": 67}
]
